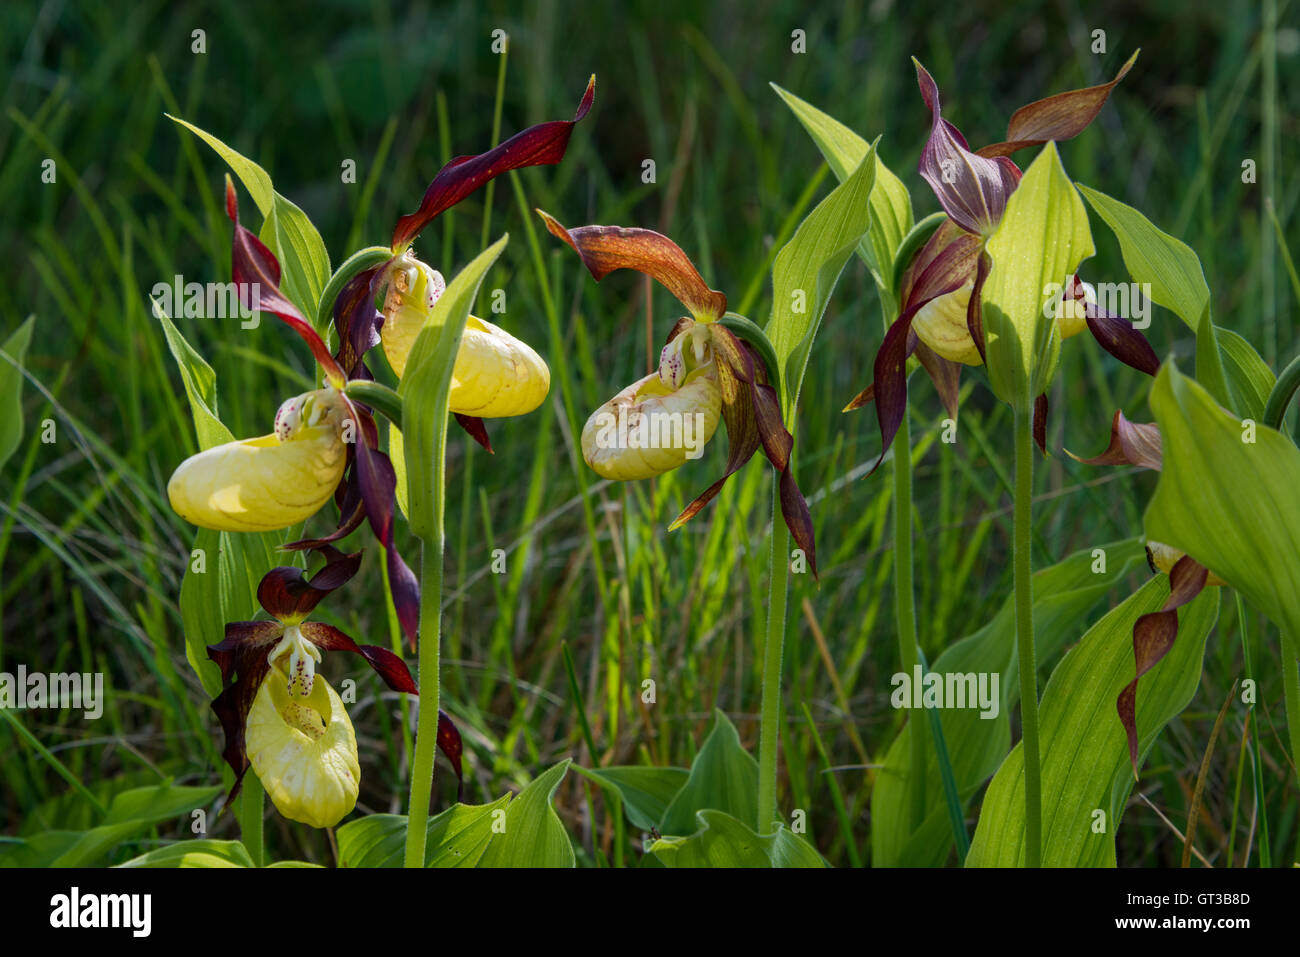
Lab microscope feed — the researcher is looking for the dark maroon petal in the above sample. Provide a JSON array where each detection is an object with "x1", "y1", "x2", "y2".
[
  {"x1": 669, "y1": 329, "x2": 760, "y2": 531},
  {"x1": 914, "y1": 60, "x2": 1022, "y2": 236},
  {"x1": 1116, "y1": 556, "x2": 1209, "y2": 776},
  {"x1": 537, "y1": 213, "x2": 728, "y2": 321},
  {"x1": 899, "y1": 219, "x2": 981, "y2": 311},
  {"x1": 965, "y1": 250, "x2": 991, "y2": 366},
  {"x1": 333, "y1": 263, "x2": 388, "y2": 379},
  {"x1": 392, "y1": 76, "x2": 595, "y2": 250},
  {"x1": 299, "y1": 622, "x2": 417, "y2": 695},
  {"x1": 708, "y1": 328, "x2": 817, "y2": 577},
  {"x1": 1084, "y1": 303, "x2": 1160, "y2": 377},
  {"x1": 282, "y1": 484, "x2": 367, "y2": 551},
  {"x1": 437, "y1": 711, "x2": 465, "y2": 801},
  {"x1": 208, "y1": 620, "x2": 284, "y2": 667},
  {"x1": 353, "y1": 438, "x2": 420, "y2": 648},
  {"x1": 1068, "y1": 409, "x2": 1164, "y2": 471},
  {"x1": 207, "y1": 620, "x2": 282, "y2": 805},
  {"x1": 977, "y1": 51, "x2": 1139, "y2": 158},
  {"x1": 255, "y1": 550, "x2": 363, "y2": 621},
  {"x1": 225, "y1": 179, "x2": 345, "y2": 386},
  {"x1": 454, "y1": 414, "x2": 494, "y2": 454},
  {"x1": 914, "y1": 341, "x2": 962, "y2": 420},
  {"x1": 865, "y1": 307, "x2": 921, "y2": 477},
  {"x1": 1033, "y1": 393, "x2": 1049, "y2": 456}
]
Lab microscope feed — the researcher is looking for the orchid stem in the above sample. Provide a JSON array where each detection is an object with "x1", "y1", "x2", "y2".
[
  {"x1": 239, "y1": 773, "x2": 264, "y2": 867},
  {"x1": 893, "y1": 408, "x2": 925, "y2": 830},
  {"x1": 757, "y1": 483, "x2": 790, "y2": 835},
  {"x1": 403, "y1": 439, "x2": 447, "y2": 868},
  {"x1": 1013, "y1": 404, "x2": 1042, "y2": 868}
]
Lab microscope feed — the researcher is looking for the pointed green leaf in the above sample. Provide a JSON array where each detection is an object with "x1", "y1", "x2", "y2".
[
  {"x1": 574, "y1": 766, "x2": 689, "y2": 832},
  {"x1": 1146, "y1": 362, "x2": 1300, "y2": 638},
  {"x1": 476, "y1": 761, "x2": 576, "y2": 868},
  {"x1": 770, "y1": 83, "x2": 913, "y2": 299},
  {"x1": 660, "y1": 709, "x2": 759, "y2": 835},
  {"x1": 649, "y1": 810, "x2": 825, "y2": 867},
  {"x1": 764, "y1": 144, "x2": 876, "y2": 418},
  {"x1": 0, "y1": 316, "x2": 35, "y2": 471},
  {"x1": 966, "y1": 576, "x2": 1218, "y2": 866},
  {"x1": 51, "y1": 784, "x2": 223, "y2": 867},
  {"x1": 1076, "y1": 184, "x2": 1208, "y2": 330},
  {"x1": 168, "y1": 115, "x2": 331, "y2": 328},
  {"x1": 982, "y1": 142, "x2": 1095, "y2": 408}
]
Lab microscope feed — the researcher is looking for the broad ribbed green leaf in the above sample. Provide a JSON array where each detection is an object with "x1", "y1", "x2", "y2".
[
  {"x1": 660, "y1": 710, "x2": 759, "y2": 835},
  {"x1": 771, "y1": 83, "x2": 913, "y2": 298},
  {"x1": 0, "y1": 316, "x2": 35, "y2": 471},
  {"x1": 966, "y1": 576, "x2": 1218, "y2": 866},
  {"x1": 1146, "y1": 362, "x2": 1300, "y2": 638},
  {"x1": 336, "y1": 797, "x2": 511, "y2": 868},
  {"x1": 1077, "y1": 184, "x2": 1208, "y2": 330},
  {"x1": 649, "y1": 810, "x2": 824, "y2": 867},
  {"x1": 400, "y1": 236, "x2": 508, "y2": 540},
  {"x1": 476, "y1": 761, "x2": 576, "y2": 868},
  {"x1": 119, "y1": 839, "x2": 254, "y2": 868},
  {"x1": 575, "y1": 766, "x2": 689, "y2": 832},
  {"x1": 763, "y1": 144, "x2": 876, "y2": 418},
  {"x1": 872, "y1": 539, "x2": 1148, "y2": 866},
  {"x1": 982, "y1": 142, "x2": 1095, "y2": 407}
]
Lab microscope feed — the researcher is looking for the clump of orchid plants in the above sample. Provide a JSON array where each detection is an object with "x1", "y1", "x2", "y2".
[{"x1": 165, "y1": 78, "x2": 594, "y2": 848}]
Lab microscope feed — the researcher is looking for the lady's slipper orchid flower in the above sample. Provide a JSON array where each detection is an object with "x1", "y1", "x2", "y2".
[
  {"x1": 329, "y1": 77, "x2": 595, "y2": 450},
  {"x1": 208, "y1": 549, "x2": 462, "y2": 828},
  {"x1": 167, "y1": 387, "x2": 350, "y2": 532},
  {"x1": 1071, "y1": 408, "x2": 1226, "y2": 774},
  {"x1": 165, "y1": 179, "x2": 423, "y2": 645},
  {"x1": 849, "y1": 54, "x2": 1157, "y2": 463},
  {"x1": 539, "y1": 212, "x2": 818, "y2": 575}
]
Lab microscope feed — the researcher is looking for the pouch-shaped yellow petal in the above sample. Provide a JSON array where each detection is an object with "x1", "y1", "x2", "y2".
[
  {"x1": 245, "y1": 669, "x2": 360, "y2": 829},
  {"x1": 582, "y1": 366, "x2": 721, "y2": 481},
  {"x1": 167, "y1": 390, "x2": 348, "y2": 532},
  {"x1": 448, "y1": 315, "x2": 551, "y2": 418},
  {"x1": 911, "y1": 282, "x2": 983, "y2": 366},
  {"x1": 381, "y1": 258, "x2": 550, "y2": 418}
]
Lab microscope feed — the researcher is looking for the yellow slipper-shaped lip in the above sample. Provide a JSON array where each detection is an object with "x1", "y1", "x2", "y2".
[
  {"x1": 911, "y1": 282, "x2": 983, "y2": 366},
  {"x1": 245, "y1": 668, "x2": 360, "y2": 829},
  {"x1": 582, "y1": 365, "x2": 721, "y2": 481},
  {"x1": 448, "y1": 314, "x2": 551, "y2": 418},
  {"x1": 381, "y1": 258, "x2": 550, "y2": 418},
  {"x1": 166, "y1": 390, "x2": 348, "y2": 532}
]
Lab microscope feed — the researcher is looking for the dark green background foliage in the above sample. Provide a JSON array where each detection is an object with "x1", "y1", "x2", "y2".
[{"x1": 1, "y1": 0, "x2": 1296, "y2": 865}]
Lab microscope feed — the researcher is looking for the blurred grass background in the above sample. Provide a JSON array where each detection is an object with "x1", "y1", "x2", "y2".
[{"x1": 1, "y1": 0, "x2": 1296, "y2": 865}]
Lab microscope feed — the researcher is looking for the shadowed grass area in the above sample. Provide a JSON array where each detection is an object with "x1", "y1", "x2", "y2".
[{"x1": 1, "y1": 0, "x2": 1296, "y2": 865}]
